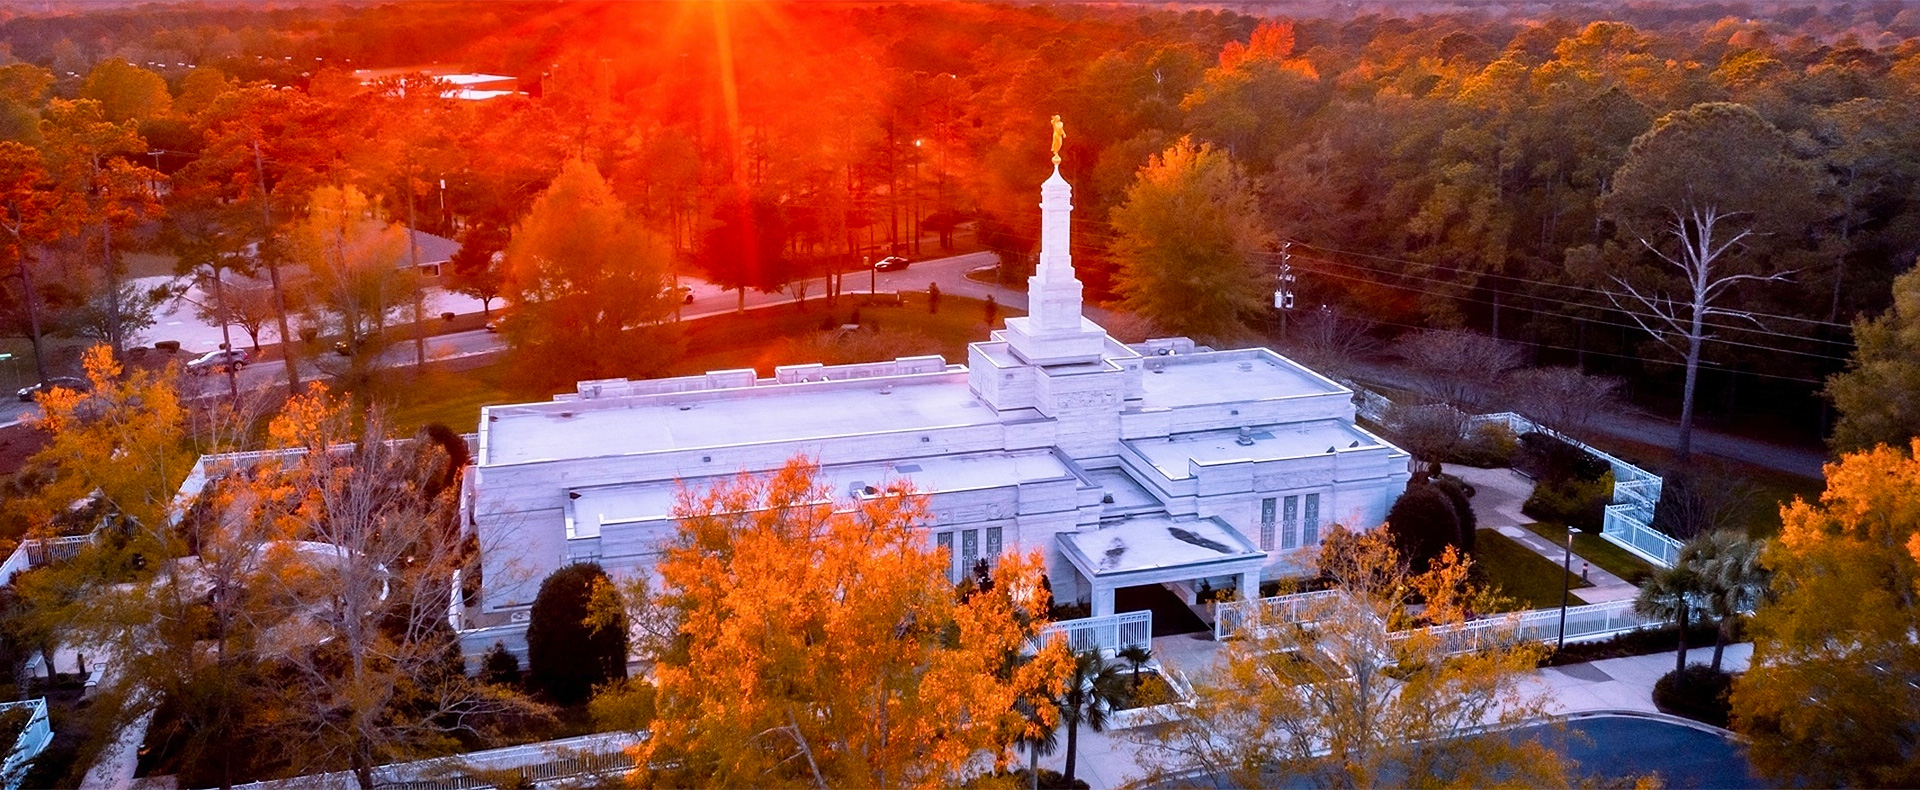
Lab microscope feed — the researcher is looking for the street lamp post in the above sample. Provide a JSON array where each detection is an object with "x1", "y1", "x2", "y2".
[{"x1": 1557, "y1": 527, "x2": 1574, "y2": 650}]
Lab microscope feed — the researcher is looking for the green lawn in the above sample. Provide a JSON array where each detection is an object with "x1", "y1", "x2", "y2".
[
  {"x1": 1519, "y1": 522, "x2": 1656, "y2": 586},
  {"x1": 1472, "y1": 528, "x2": 1590, "y2": 612},
  {"x1": 380, "y1": 364, "x2": 528, "y2": 436}
]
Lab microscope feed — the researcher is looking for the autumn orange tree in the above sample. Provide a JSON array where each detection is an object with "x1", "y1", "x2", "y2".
[
  {"x1": 626, "y1": 458, "x2": 1071, "y2": 789},
  {"x1": 502, "y1": 157, "x2": 676, "y2": 390},
  {"x1": 1731, "y1": 440, "x2": 1920, "y2": 788},
  {"x1": 9, "y1": 346, "x2": 284, "y2": 787},
  {"x1": 1133, "y1": 527, "x2": 1571, "y2": 790}
]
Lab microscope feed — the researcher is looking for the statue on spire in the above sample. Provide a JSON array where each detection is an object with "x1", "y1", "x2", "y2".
[{"x1": 1050, "y1": 114, "x2": 1065, "y2": 165}]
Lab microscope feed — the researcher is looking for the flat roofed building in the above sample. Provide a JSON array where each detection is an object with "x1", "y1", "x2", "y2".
[{"x1": 462, "y1": 166, "x2": 1408, "y2": 628}]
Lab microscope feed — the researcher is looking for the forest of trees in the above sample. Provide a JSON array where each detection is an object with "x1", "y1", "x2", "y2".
[{"x1": 0, "y1": 1, "x2": 1913, "y2": 443}]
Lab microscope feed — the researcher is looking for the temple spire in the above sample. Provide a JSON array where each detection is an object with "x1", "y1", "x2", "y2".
[{"x1": 1000, "y1": 123, "x2": 1107, "y2": 365}]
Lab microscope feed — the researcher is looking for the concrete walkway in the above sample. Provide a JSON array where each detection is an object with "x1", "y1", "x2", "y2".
[
  {"x1": 1037, "y1": 639, "x2": 1752, "y2": 790},
  {"x1": 1449, "y1": 464, "x2": 1641, "y2": 603}
]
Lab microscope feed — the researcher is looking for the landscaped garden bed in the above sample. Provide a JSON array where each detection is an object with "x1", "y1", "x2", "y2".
[{"x1": 1106, "y1": 664, "x2": 1195, "y2": 729}]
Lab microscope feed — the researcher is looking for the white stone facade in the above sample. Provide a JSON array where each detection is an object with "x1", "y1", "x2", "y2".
[{"x1": 462, "y1": 166, "x2": 1409, "y2": 624}]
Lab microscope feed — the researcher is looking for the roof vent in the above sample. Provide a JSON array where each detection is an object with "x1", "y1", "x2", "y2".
[
  {"x1": 559, "y1": 411, "x2": 573, "y2": 418},
  {"x1": 1236, "y1": 427, "x2": 1256, "y2": 446},
  {"x1": 1238, "y1": 361, "x2": 1253, "y2": 372},
  {"x1": 1101, "y1": 493, "x2": 1115, "y2": 504},
  {"x1": 678, "y1": 404, "x2": 693, "y2": 411},
  {"x1": 880, "y1": 385, "x2": 893, "y2": 395},
  {"x1": 1326, "y1": 446, "x2": 1337, "y2": 453},
  {"x1": 1350, "y1": 440, "x2": 1360, "y2": 448}
]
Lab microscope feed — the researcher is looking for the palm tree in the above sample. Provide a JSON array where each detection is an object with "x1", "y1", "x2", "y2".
[
  {"x1": 1116, "y1": 644, "x2": 1153, "y2": 689},
  {"x1": 1012, "y1": 697, "x2": 1058, "y2": 790},
  {"x1": 1684, "y1": 531, "x2": 1769, "y2": 672},
  {"x1": 1058, "y1": 649, "x2": 1128, "y2": 786},
  {"x1": 1635, "y1": 560, "x2": 1706, "y2": 676}
]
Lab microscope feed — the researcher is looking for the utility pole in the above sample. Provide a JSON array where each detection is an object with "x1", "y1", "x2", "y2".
[
  {"x1": 1273, "y1": 241, "x2": 1296, "y2": 341},
  {"x1": 1557, "y1": 526, "x2": 1573, "y2": 650}
]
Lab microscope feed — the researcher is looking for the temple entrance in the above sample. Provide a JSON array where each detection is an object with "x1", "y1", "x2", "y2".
[{"x1": 1113, "y1": 583, "x2": 1208, "y2": 636}]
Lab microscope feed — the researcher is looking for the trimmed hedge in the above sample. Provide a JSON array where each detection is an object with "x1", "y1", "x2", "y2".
[
  {"x1": 1652, "y1": 665, "x2": 1733, "y2": 728},
  {"x1": 1514, "y1": 431, "x2": 1609, "y2": 483},
  {"x1": 1522, "y1": 470, "x2": 1613, "y2": 533},
  {"x1": 1447, "y1": 421, "x2": 1518, "y2": 468},
  {"x1": 1386, "y1": 484, "x2": 1462, "y2": 572},
  {"x1": 526, "y1": 563, "x2": 628, "y2": 705}
]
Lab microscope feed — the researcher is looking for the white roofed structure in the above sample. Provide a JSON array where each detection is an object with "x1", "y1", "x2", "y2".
[{"x1": 459, "y1": 162, "x2": 1409, "y2": 636}]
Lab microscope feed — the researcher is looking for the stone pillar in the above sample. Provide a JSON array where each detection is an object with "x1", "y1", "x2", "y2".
[
  {"x1": 1091, "y1": 583, "x2": 1116, "y2": 618},
  {"x1": 1238, "y1": 569, "x2": 1261, "y2": 602}
]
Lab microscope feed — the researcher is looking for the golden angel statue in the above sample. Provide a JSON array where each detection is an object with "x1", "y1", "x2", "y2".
[{"x1": 1050, "y1": 115, "x2": 1065, "y2": 165}]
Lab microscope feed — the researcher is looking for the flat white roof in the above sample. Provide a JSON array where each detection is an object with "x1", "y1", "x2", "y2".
[
  {"x1": 1126, "y1": 420, "x2": 1387, "y2": 480},
  {"x1": 568, "y1": 449, "x2": 1072, "y2": 538},
  {"x1": 1057, "y1": 514, "x2": 1262, "y2": 578},
  {"x1": 482, "y1": 375, "x2": 998, "y2": 466},
  {"x1": 1138, "y1": 350, "x2": 1342, "y2": 409}
]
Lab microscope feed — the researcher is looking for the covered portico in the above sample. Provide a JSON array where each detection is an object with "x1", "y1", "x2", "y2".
[{"x1": 1057, "y1": 513, "x2": 1266, "y2": 617}]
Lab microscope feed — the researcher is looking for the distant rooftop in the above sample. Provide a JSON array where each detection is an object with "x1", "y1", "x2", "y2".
[
  {"x1": 1126, "y1": 419, "x2": 1388, "y2": 481},
  {"x1": 481, "y1": 373, "x2": 1001, "y2": 467},
  {"x1": 1138, "y1": 349, "x2": 1343, "y2": 409}
]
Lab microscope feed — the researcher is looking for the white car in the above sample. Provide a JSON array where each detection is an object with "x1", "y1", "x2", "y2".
[{"x1": 186, "y1": 348, "x2": 250, "y2": 375}]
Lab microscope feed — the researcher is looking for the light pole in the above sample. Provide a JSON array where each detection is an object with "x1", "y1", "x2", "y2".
[{"x1": 1557, "y1": 526, "x2": 1574, "y2": 650}]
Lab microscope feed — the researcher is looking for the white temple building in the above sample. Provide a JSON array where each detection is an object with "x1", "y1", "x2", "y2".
[{"x1": 461, "y1": 165, "x2": 1410, "y2": 628}]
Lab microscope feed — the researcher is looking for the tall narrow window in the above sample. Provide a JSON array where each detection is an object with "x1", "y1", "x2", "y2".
[
  {"x1": 1260, "y1": 497, "x2": 1277, "y2": 551},
  {"x1": 961, "y1": 529, "x2": 979, "y2": 576},
  {"x1": 1282, "y1": 495, "x2": 1299, "y2": 550},
  {"x1": 937, "y1": 532, "x2": 955, "y2": 581},
  {"x1": 985, "y1": 527, "x2": 1003, "y2": 567},
  {"x1": 1303, "y1": 493, "x2": 1321, "y2": 545}
]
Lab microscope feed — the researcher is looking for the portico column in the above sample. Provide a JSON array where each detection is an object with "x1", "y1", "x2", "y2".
[
  {"x1": 1092, "y1": 584, "x2": 1116, "y2": 617},
  {"x1": 1238, "y1": 570, "x2": 1261, "y2": 602}
]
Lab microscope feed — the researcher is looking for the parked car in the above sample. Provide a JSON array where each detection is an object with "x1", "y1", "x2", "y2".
[
  {"x1": 675, "y1": 285, "x2": 696, "y2": 304},
  {"x1": 873, "y1": 256, "x2": 910, "y2": 271},
  {"x1": 16, "y1": 377, "x2": 89, "y2": 402},
  {"x1": 185, "y1": 348, "x2": 250, "y2": 375}
]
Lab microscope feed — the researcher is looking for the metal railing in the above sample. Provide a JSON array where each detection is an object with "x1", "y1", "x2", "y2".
[
  {"x1": 1, "y1": 698, "x2": 52, "y2": 790},
  {"x1": 1415, "y1": 598, "x2": 1657, "y2": 654},
  {"x1": 230, "y1": 731, "x2": 640, "y2": 790},
  {"x1": 1213, "y1": 589, "x2": 1343, "y2": 640},
  {"x1": 1219, "y1": 591, "x2": 1658, "y2": 654},
  {"x1": 0, "y1": 533, "x2": 98, "y2": 587},
  {"x1": 1037, "y1": 610, "x2": 1153, "y2": 656}
]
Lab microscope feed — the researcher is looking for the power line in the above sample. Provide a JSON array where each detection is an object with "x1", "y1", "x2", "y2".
[
  {"x1": 1050, "y1": 220, "x2": 1856, "y2": 355},
  {"x1": 1292, "y1": 264, "x2": 1857, "y2": 365},
  {"x1": 1285, "y1": 238, "x2": 1857, "y2": 330}
]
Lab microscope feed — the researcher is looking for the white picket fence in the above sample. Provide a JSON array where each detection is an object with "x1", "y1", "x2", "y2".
[
  {"x1": 229, "y1": 731, "x2": 640, "y2": 790},
  {"x1": 1, "y1": 698, "x2": 52, "y2": 790},
  {"x1": 1467, "y1": 411, "x2": 1677, "y2": 567},
  {"x1": 1212, "y1": 589, "x2": 1344, "y2": 641},
  {"x1": 1037, "y1": 610, "x2": 1153, "y2": 656},
  {"x1": 0, "y1": 534, "x2": 97, "y2": 587},
  {"x1": 1216, "y1": 591, "x2": 1657, "y2": 653}
]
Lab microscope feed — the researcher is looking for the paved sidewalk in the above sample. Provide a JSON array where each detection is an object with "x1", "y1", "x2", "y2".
[{"x1": 1036, "y1": 640, "x2": 1752, "y2": 790}]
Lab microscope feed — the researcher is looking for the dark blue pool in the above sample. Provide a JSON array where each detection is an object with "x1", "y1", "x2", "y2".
[
  {"x1": 1548, "y1": 714, "x2": 1763, "y2": 789},
  {"x1": 1157, "y1": 713, "x2": 1762, "y2": 789}
]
